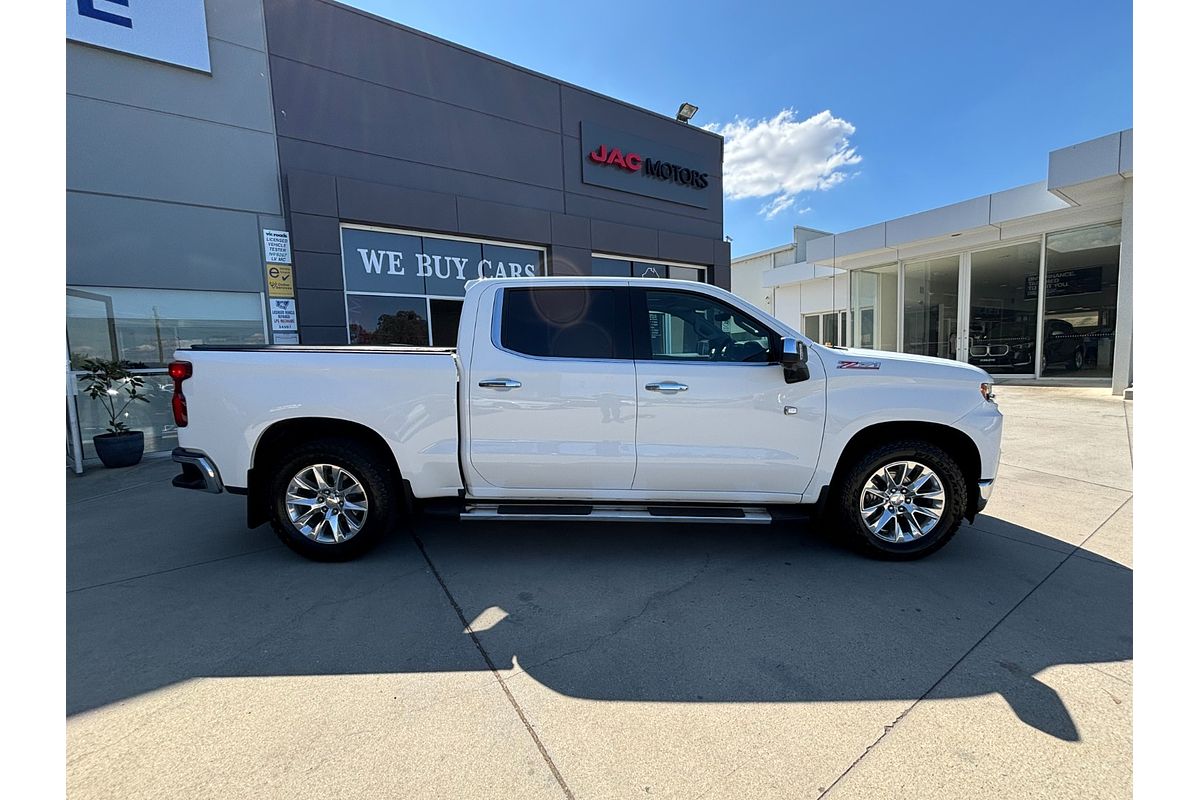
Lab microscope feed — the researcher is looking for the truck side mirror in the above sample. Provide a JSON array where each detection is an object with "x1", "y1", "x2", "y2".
[{"x1": 779, "y1": 337, "x2": 810, "y2": 383}]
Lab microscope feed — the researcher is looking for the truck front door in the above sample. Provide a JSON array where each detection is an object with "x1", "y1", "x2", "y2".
[
  {"x1": 467, "y1": 285, "x2": 637, "y2": 491},
  {"x1": 629, "y1": 286, "x2": 825, "y2": 497}
]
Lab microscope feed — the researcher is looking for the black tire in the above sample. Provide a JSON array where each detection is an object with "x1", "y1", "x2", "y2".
[
  {"x1": 1071, "y1": 347, "x2": 1084, "y2": 371},
  {"x1": 831, "y1": 439, "x2": 967, "y2": 560},
  {"x1": 267, "y1": 438, "x2": 398, "y2": 561}
]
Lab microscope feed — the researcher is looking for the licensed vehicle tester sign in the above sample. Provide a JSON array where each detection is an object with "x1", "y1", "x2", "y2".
[
  {"x1": 340, "y1": 227, "x2": 545, "y2": 299},
  {"x1": 67, "y1": 0, "x2": 212, "y2": 73}
]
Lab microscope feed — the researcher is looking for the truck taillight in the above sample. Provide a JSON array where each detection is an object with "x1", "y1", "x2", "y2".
[{"x1": 169, "y1": 360, "x2": 192, "y2": 427}]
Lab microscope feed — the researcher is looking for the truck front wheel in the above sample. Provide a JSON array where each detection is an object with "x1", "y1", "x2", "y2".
[
  {"x1": 832, "y1": 440, "x2": 967, "y2": 559},
  {"x1": 267, "y1": 438, "x2": 396, "y2": 561}
]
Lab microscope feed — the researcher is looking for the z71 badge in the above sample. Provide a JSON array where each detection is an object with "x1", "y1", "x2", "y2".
[{"x1": 837, "y1": 360, "x2": 881, "y2": 370}]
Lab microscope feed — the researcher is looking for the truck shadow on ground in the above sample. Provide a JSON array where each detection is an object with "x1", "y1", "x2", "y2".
[{"x1": 68, "y1": 514, "x2": 1130, "y2": 743}]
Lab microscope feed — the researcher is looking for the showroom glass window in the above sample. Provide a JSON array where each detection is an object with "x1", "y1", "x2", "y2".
[
  {"x1": 1041, "y1": 222, "x2": 1121, "y2": 378},
  {"x1": 850, "y1": 264, "x2": 899, "y2": 351},
  {"x1": 66, "y1": 286, "x2": 266, "y2": 458},
  {"x1": 590, "y1": 255, "x2": 707, "y2": 283},
  {"x1": 903, "y1": 255, "x2": 960, "y2": 359},
  {"x1": 341, "y1": 226, "x2": 546, "y2": 346},
  {"x1": 803, "y1": 311, "x2": 847, "y2": 346},
  {"x1": 966, "y1": 241, "x2": 1040, "y2": 374}
]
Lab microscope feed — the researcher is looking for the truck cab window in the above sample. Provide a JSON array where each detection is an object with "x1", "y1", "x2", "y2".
[
  {"x1": 500, "y1": 287, "x2": 632, "y2": 359},
  {"x1": 642, "y1": 289, "x2": 774, "y2": 362}
]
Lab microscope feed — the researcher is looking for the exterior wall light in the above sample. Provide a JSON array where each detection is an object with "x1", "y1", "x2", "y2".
[{"x1": 676, "y1": 103, "x2": 698, "y2": 123}]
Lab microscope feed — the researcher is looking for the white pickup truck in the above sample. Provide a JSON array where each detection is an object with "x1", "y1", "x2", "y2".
[{"x1": 170, "y1": 277, "x2": 1001, "y2": 561}]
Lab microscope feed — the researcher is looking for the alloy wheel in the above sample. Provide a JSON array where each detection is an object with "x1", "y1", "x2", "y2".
[
  {"x1": 285, "y1": 463, "x2": 369, "y2": 544},
  {"x1": 859, "y1": 460, "x2": 946, "y2": 543}
]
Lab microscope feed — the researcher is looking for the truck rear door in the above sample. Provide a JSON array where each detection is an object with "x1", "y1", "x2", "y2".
[{"x1": 466, "y1": 285, "x2": 637, "y2": 491}]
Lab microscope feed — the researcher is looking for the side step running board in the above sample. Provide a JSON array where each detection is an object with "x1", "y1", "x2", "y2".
[{"x1": 461, "y1": 503, "x2": 774, "y2": 524}]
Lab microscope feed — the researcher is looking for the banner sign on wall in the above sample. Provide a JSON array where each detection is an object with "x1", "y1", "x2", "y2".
[
  {"x1": 580, "y1": 121, "x2": 716, "y2": 209},
  {"x1": 67, "y1": 0, "x2": 212, "y2": 73},
  {"x1": 269, "y1": 299, "x2": 298, "y2": 331},
  {"x1": 263, "y1": 230, "x2": 293, "y2": 265},
  {"x1": 340, "y1": 227, "x2": 545, "y2": 299},
  {"x1": 1025, "y1": 266, "x2": 1103, "y2": 299}
]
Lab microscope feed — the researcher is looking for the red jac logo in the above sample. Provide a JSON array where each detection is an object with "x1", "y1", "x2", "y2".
[
  {"x1": 587, "y1": 143, "x2": 710, "y2": 189},
  {"x1": 588, "y1": 144, "x2": 643, "y2": 172}
]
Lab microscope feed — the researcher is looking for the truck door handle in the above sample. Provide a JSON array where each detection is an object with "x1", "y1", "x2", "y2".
[
  {"x1": 645, "y1": 381, "x2": 688, "y2": 394},
  {"x1": 478, "y1": 378, "x2": 521, "y2": 390}
]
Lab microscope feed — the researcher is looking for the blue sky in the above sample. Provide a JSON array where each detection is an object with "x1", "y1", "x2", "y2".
[{"x1": 344, "y1": 0, "x2": 1131, "y2": 257}]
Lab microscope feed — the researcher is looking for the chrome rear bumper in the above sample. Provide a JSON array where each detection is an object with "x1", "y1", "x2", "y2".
[{"x1": 172, "y1": 448, "x2": 224, "y2": 494}]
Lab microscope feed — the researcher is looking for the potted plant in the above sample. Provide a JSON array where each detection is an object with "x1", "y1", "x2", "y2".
[{"x1": 77, "y1": 358, "x2": 151, "y2": 468}]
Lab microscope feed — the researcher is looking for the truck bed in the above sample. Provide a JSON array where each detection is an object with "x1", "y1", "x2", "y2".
[{"x1": 175, "y1": 346, "x2": 463, "y2": 496}]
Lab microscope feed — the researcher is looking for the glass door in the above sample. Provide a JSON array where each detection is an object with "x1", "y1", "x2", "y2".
[
  {"x1": 903, "y1": 255, "x2": 960, "y2": 360},
  {"x1": 962, "y1": 241, "x2": 1041, "y2": 375}
]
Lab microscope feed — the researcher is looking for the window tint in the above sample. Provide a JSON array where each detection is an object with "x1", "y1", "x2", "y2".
[
  {"x1": 430, "y1": 299, "x2": 463, "y2": 347},
  {"x1": 347, "y1": 295, "x2": 428, "y2": 346},
  {"x1": 642, "y1": 290, "x2": 774, "y2": 362},
  {"x1": 500, "y1": 287, "x2": 630, "y2": 359}
]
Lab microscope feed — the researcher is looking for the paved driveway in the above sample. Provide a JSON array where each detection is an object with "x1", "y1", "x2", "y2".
[{"x1": 66, "y1": 387, "x2": 1132, "y2": 799}]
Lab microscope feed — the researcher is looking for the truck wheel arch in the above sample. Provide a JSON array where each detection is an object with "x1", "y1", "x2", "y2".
[
  {"x1": 247, "y1": 417, "x2": 408, "y2": 528},
  {"x1": 827, "y1": 421, "x2": 983, "y2": 521}
]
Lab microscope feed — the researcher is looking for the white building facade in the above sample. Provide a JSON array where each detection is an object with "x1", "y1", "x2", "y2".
[{"x1": 732, "y1": 130, "x2": 1133, "y2": 395}]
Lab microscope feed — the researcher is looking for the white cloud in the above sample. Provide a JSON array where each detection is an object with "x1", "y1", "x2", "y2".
[{"x1": 705, "y1": 109, "x2": 861, "y2": 218}]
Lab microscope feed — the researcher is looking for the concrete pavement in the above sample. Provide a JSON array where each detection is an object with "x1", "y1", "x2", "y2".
[{"x1": 66, "y1": 387, "x2": 1132, "y2": 799}]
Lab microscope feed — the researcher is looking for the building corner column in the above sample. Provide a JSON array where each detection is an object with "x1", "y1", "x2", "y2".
[{"x1": 1111, "y1": 178, "x2": 1133, "y2": 395}]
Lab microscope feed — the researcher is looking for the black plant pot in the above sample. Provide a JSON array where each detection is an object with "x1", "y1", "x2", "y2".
[{"x1": 93, "y1": 431, "x2": 145, "y2": 468}]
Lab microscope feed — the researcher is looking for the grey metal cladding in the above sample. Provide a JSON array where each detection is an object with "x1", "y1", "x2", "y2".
[
  {"x1": 68, "y1": 192, "x2": 264, "y2": 292},
  {"x1": 67, "y1": 40, "x2": 276, "y2": 134},
  {"x1": 265, "y1": 0, "x2": 725, "y2": 301},
  {"x1": 712, "y1": 240, "x2": 732, "y2": 289},
  {"x1": 296, "y1": 288, "x2": 348, "y2": 326},
  {"x1": 659, "y1": 230, "x2": 715, "y2": 265},
  {"x1": 289, "y1": 213, "x2": 341, "y2": 254},
  {"x1": 262, "y1": 0, "x2": 561, "y2": 132},
  {"x1": 293, "y1": 252, "x2": 344, "y2": 290},
  {"x1": 206, "y1": 0, "x2": 270, "y2": 51},
  {"x1": 561, "y1": 85, "x2": 720, "y2": 151},
  {"x1": 67, "y1": 95, "x2": 281, "y2": 214},
  {"x1": 269, "y1": 58, "x2": 563, "y2": 189},
  {"x1": 286, "y1": 171, "x2": 338, "y2": 217},
  {"x1": 565, "y1": 193, "x2": 722, "y2": 241},
  {"x1": 551, "y1": 213, "x2": 592, "y2": 248},
  {"x1": 591, "y1": 220, "x2": 658, "y2": 259},
  {"x1": 335, "y1": 178, "x2": 458, "y2": 232},
  {"x1": 456, "y1": 197, "x2": 552, "y2": 244},
  {"x1": 277, "y1": 139, "x2": 566, "y2": 213}
]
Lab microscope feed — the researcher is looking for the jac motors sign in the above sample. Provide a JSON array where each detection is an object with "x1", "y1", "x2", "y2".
[{"x1": 580, "y1": 122, "x2": 715, "y2": 209}]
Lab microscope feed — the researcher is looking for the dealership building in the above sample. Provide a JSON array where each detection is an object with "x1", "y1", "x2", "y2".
[
  {"x1": 732, "y1": 131, "x2": 1133, "y2": 395},
  {"x1": 66, "y1": 0, "x2": 728, "y2": 465}
]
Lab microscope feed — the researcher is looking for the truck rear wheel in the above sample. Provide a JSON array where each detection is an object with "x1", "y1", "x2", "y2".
[
  {"x1": 267, "y1": 438, "x2": 396, "y2": 561},
  {"x1": 832, "y1": 440, "x2": 967, "y2": 560}
]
